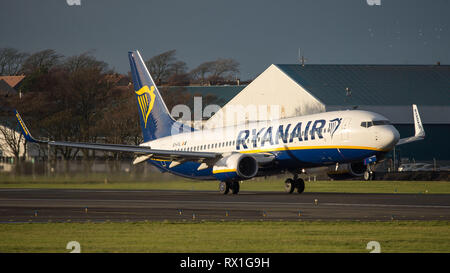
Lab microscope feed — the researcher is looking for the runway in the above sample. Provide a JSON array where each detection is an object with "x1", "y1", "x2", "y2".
[{"x1": 0, "y1": 189, "x2": 449, "y2": 222}]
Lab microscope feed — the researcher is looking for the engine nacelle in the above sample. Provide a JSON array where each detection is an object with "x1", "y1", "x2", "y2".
[
  {"x1": 327, "y1": 162, "x2": 366, "y2": 180},
  {"x1": 212, "y1": 153, "x2": 258, "y2": 181}
]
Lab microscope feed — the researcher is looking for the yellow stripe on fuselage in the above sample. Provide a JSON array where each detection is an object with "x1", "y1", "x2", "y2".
[
  {"x1": 239, "y1": 145, "x2": 386, "y2": 154},
  {"x1": 212, "y1": 168, "x2": 237, "y2": 174}
]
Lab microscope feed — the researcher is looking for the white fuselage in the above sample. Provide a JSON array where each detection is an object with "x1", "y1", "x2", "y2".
[{"x1": 142, "y1": 110, "x2": 400, "y2": 157}]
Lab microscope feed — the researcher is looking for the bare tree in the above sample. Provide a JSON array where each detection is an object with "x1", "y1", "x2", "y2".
[
  {"x1": 190, "y1": 58, "x2": 239, "y2": 85},
  {"x1": 169, "y1": 61, "x2": 188, "y2": 75},
  {"x1": 144, "y1": 50, "x2": 177, "y2": 84},
  {"x1": 19, "y1": 49, "x2": 63, "y2": 93},
  {"x1": 63, "y1": 51, "x2": 108, "y2": 74},
  {"x1": 167, "y1": 61, "x2": 190, "y2": 86},
  {"x1": 0, "y1": 122, "x2": 26, "y2": 161},
  {"x1": 0, "y1": 47, "x2": 28, "y2": 76},
  {"x1": 21, "y1": 49, "x2": 62, "y2": 75},
  {"x1": 209, "y1": 58, "x2": 239, "y2": 81},
  {"x1": 190, "y1": 61, "x2": 213, "y2": 85}
]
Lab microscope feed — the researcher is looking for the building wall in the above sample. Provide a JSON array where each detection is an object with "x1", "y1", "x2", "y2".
[
  {"x1": 393, "y1": 124, "x2": 450, "y2": 161},
  {"x1": 205, "y1": 64, "x2": 447, "y2": 162},
  {"x1": 0, "y1": 125, "x2": 26, "y2": 158},
  {"x1": 205, "y1": 65, "x2": 325, "y2": 129}
]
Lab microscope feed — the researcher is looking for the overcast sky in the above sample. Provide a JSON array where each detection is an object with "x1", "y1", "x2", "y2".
[{"x1": 0, "y1": 0, "x2": 448, "y2": 79}]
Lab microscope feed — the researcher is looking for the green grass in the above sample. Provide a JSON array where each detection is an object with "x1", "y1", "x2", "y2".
[
  {"x1": 0, "y1": 174, "x2": 449, "y2": 194},
  {"x1": 0, "y1": 221, "x2": 449, "y2": 253}
]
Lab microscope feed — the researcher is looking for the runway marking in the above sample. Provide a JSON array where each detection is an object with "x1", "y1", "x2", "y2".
[{"x1": 1, "y1": 198, "x2": 449, "y2": 209}]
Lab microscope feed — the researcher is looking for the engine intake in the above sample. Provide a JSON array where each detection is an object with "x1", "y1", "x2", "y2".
[
  {"x1": 213, "y1": 154, "x2": 258, "y2": 181},
  {"x1": 327, "y1": 162, "x2": 366, "y2": 180}
]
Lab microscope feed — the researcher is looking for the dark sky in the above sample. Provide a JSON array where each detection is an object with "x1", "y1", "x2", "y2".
[{"x1": 1, "y1": 0, "x2": 448, "y2": 79}]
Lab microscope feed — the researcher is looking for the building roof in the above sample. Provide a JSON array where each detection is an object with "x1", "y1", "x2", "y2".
[
  {"x1": 0, "y1": 75, "x2": 25, "y2": 89},
  {"x1": 0, "y1": 79, "x2": 17, "y2": 95},
  {"x1": 164, "y1": 85, "x2": 245, "y2": 107},
  {"x1": 276, "y1": 64, "x2": 450, "y2": 106}
]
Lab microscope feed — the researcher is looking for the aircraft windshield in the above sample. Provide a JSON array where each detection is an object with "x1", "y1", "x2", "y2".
[{"x1": 360, "y1": 120, "x2": 391, "y2": 128}]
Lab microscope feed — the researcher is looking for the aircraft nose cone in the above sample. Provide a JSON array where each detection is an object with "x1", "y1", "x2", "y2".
[{"x1": 383, "y1": 126, "x2": 400, "y2": 149}]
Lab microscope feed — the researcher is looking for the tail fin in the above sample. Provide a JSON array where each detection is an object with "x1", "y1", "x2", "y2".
[{"x1": 128, "y1": 50, "x2": 192, "y2": 142}]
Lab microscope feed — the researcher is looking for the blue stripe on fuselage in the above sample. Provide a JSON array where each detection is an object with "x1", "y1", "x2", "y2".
[{"x1": 147, "y1": 147, "x2": 384, "y2": 180}]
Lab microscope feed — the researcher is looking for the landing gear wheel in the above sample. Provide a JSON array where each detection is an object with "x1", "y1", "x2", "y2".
[
  {"x1": 363, "y1": 171, "x2": 373, "y2": 181},
  {"x1": 296, "y1": 178, "x2": 305, "y2": 194},
  {"x1": 285, "y1": 178, "x2": 295, "y2": 194},
  {"x1": 231, "y1": 181, "x2": 240, "y2": 195},
  {"x1": 219, "y1": 181, "x2": 230, "y2": 194}
]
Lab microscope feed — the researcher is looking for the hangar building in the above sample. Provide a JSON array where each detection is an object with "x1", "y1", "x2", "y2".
[{"x1": 202, "y1": 64, "x2": 450, "y2": 161}]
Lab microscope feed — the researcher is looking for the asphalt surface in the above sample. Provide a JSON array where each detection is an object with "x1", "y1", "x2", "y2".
[{"x1": 0, "y1": 189, "x2": 449, "y2": 222}]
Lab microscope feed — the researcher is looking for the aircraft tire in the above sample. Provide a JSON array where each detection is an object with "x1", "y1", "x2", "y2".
[
  {"x1": 219, "y1": 181, "x2": 230, "y2": 194},
  {"x1": 231, "y1": 181, "x2": 240, "y2": 194},
  {"x1": 285, "y1": 178, "x2": 295, "y2": 194},
  {"x1": 364, "y1": 171, "x2": 373, "y2": 181},
  {"x1": 296, "y1": 178, "x2": 305, "y2": 194}
]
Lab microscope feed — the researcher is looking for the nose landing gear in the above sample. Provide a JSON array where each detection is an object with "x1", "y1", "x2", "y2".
[{"x1": 364, "y1": 163, "x2": 376, "y2": 181}]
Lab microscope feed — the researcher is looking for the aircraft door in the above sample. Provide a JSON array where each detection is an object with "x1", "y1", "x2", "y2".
[{"x1": 341, "y1": 118, "x2": 352, "y2": 143}]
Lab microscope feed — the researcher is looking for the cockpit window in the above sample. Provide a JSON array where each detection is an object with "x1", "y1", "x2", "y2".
[
  {"x1": 360, "y1": 121, "x2": 373, "y2": 128},
  {"x1": 361, "y1": 120, "x2": 391, "y2": 128},
  {"x1": 372, "y1": 120, "x2": 391, "y2": 125}
]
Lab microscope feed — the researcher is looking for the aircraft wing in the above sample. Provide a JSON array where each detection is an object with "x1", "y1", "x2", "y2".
[
  {"x1": 396, "y1": 104, "x2": 425, "y2": 145},
  {"x1": 15, "y1": 110, "x2": 220, "y2": 162}
]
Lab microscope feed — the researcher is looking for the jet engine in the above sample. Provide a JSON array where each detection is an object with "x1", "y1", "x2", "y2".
[
  {"x1": 212, "y1": 153, "x2": 258, "y2": 181},
  {"x1": 327, "y1": 162, "x2": 366, "y2": 180}
]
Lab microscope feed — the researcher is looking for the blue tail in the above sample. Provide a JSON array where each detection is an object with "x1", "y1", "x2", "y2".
[{"x1": 128, "y1": 50, "x2": 192, "y2": 142}]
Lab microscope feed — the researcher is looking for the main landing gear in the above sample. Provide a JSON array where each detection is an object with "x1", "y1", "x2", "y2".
[
  {"x1": 219, "y1": 181, "x2": 240, "y2": 195},
  {"x1": 285, "y1": 174, "x2": 305, "y2": 194}
]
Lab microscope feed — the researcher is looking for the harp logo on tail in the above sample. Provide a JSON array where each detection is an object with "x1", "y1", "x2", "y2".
[{"x1": 135, "y1": 85, "x2": 156, "y2": 128}]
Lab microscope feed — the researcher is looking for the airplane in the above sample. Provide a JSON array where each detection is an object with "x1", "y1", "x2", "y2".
[{"x1": 14, "y1": 50, "x2": 426, "y2": 195}]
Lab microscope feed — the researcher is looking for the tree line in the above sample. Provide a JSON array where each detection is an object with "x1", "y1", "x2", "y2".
[
  {"x1": 0, "y1": 47, "x2": 240, "y2": 86},
  {"x1": 0, "y1": 47, "x2": 242, "y2": 162}
]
